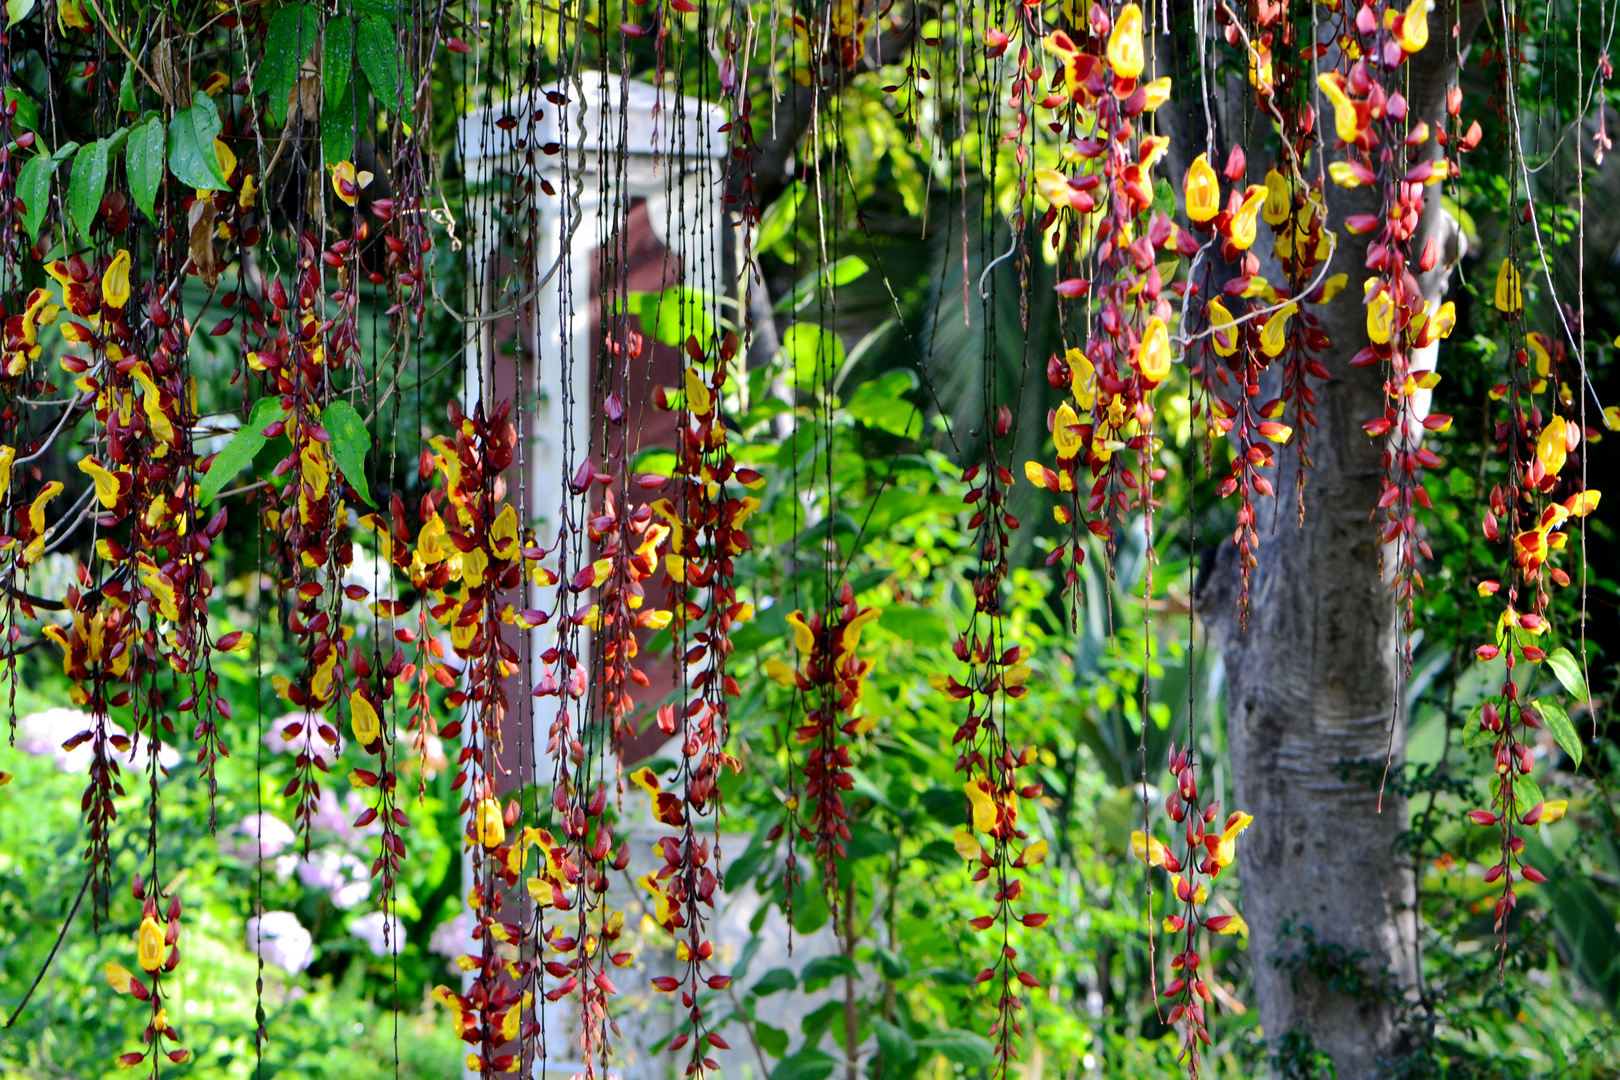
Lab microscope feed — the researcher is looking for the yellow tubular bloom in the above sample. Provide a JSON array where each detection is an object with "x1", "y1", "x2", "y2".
[
  {"x1": 1106, "y1": 4, "x2": 1145, "y2": 80},
  {"x1": 1184, "y1": 153, "x2": 1220, "y2": 223}
]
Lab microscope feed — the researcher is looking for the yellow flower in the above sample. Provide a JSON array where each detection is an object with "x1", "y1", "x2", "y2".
[
  {"x1": 1068, "y1": 347, "x2": 1097, "y2": 409},
  {"x1": 953, "y1": 826, "x2": 983, "y2": 861},
  {"x1": 1141, "y1": 76, "x2": 1172, "y2": 111},
  {"x1": 474, "y1": 798, "x2": 506, "y2": 848},
  {"x1": 1319, "y1": 273, "x2": 1350, "y2": 304},
  {"x1": 1021, "y1": 838, "x2": 1049, "y2": 866},
  {"x1": 1537, "y1": 416, "x2": 1569, "y2": 477},
  {"x1": 1430, "y1": 301, "x2": 1457, "y2": 341},
  {"x1": 1317, "y1": 72, "x2": 1360, "y2": 143},
  {"x1": 1184, "y1": 153, "x2": 1219, "y2": 223},
  {"x1": 1262, "y1": 168, "x2": 1291, "y2": 226},
  {"x1": 1034, "y1": 168, "x2": 1074, "y2": 210},
  {"x1": 1137, "y1": 317, "x2": 1171, "y2": 386},
  {"x1": 763, "y1": 659, "x2": 797, "y2": 686},
  {"x1": 1053, "y1": 402, "x2": 1085, "y2": 458},
  {"x1": 490, "y1": 504, "x2": 520, "y2": 560},
  {"x1": 1130, "y1": 829, "x2": 1169, "y2": 867},
  {"x1": 78, "y1": 457, "x2": 121, "y2": 508},
  {"x1": 102, "y1": 249, "x2": 131, "y2": 309},
  {"x1": 350, "y1": 690, "x2": 381, "y2": 746},
  {"x1": 137, "y1": 916, "x2": 165, "y2": 972},
  {"x1": 0, "y1": 444, "x2": 16, "y2": 504},
  {"x1": 1260, "y1": 304, "x2": 1296, "y2": 357},
  {"x1": 784, "y1": 610, "x2": 815, "y2": 653},
  {"x1": 1366, "y1": 288, "x2": 1394, "y2": 345},
  {"x1": 330, "y1": 160, "x2": 374, "y2": 206},
  {"x1": 1229, "y1": 185, "x2": 1267, "y2": 250},
  {"x1": 1106, "y1": 4, "x2": 1145, "y2": 79},
  {"x1": 684, "y1": 368, "x2": 713, "y2": 417},
  {"x1": 214, "y1": 138, "x2": 238, "y2": 182},
  {"x1": 1213, "y1": 914, "x2": 1248, "y2": 936},
  {"x1": 964, "y1": 778, "x2": 998, "y2": 834},
  {"x1": 1211, "y1": 811, "x2": 1254, "y2": 868},
  {"x1": 1494, "y1": 258, "x2": 1522, "y2": 314},
  {"x1": 1207, "y1": 298, "x2": 1238, "y2": 357},
  {"x1": 104, "y1": 961, "x2": 138, "y2": 994},
  {"x1": 1395, "y1": 0, "x2": 1431, "y2": 53},
  {"x1": 1539, "y1": 799, "x2": 1568, "y2": 824}
]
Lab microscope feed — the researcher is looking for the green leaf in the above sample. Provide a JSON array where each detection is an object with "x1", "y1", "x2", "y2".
[
  {"x1": 16, "y1": 152, "x2": 53, "y2": 243},
  {"x1": 724, "y1": 827, "x2": 775, "y2": 891},
  {"x1": 50, "y1": 141, "x2": 80, "y2": 165},
  {"x1": 783, "y1": 323, "x2": 845, "y2": 390},
  {"x1": 66, "y1": 139, "x2": 110, "y2": 237},
  {"x1": 845, "y1": 822, "x2": 897, "y2": 861},
  {"x1": 1492, "y1": 772, "x2": 1544, "y2": 818},
  {"x1": 119, "y1": 59, "x2": 139, "y2": 113},
  {"x1": 169, "y1": 94, "x2": 229, "y2": 190},
  {"x1": 3, "y1": 87, "x2": 38, "y2": 132},
  {"x1": 324, "y1": 20, "x2": 354, "y2": 108},
  {"x1": 1152, "y1": 177, "x2": 1177, "y2": 216},
  {"x1": 749, "y1": 967, "x2": 797, "y2": 997},
  {"x1": 877, "y1": 606, "x2": 950, "y2": 648},
  {"x1": 872, "y1": 1019, "x2": 917, "y2": 1066},
  {"x1": 200, "y1": 399, "x2": 288, "y2": 506},
  {"x1": 1544, "y1": 647, "x2": 1588, "y2": 703},
  {"x1": 792, "y1": 886, "x2": 831, "y2": 935},
  {"x1": 871, "y1": 946, "x2": 910, "y2": 980},
  {"x1": 770, "y1": 1050, "x2": 836, "y2": 1080},
  {"x1": 262, "y1": 3, "x2": 322, "y2": 127},
  {"x1": 253, "y1": 434, "x2": 295, "y2": 490},
  {"x1": 1535, "y1": 699, "x2": 1583, "y2": 770},
  {"x1": 845, "y1": 369, "x2": 920, "y2": 437},
  {"x1": 917, "y1": 1030, "x2": 994, "y2": 1068},
  {"x1": 755, "y1": 181, "x2": 807, "y2": 256},
  {"x1": 1460, "y1": 703, "x2": 1493, "y2": 751},
  {"x1": 801, "y1": 955, "x2": 856, "y2": 989},
  {"x1": 321, "y1": 79, "x2": 357, "y2": 167},
  {"x1": 353, "y1": 0, "x2": 400, "y2": 23},
  {"x1": 127, "y1": 117, "x2": 166, "y2": 223},
  {"x1": 357, "y1": 15, "x2": 403, "y2": 110},
  {"x1": 5, "y1": 0, "x2": 34, "y2": 27},
  {"x1": 322, "y1": 398, "x2": 374, "y2": 505},
  {"x1": 755, "y1": 1022, "x2": 789, "y2": 1060},
  {"x1": 823, "y1": 254, "x2": 869, "y2": 288}
]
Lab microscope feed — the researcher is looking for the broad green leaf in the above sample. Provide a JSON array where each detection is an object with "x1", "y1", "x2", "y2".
[
  {"x1": 1535, "y1": 698, "x2": 1583, "y2": 770},
  {"x1": 824, "y1": 254, "x2": 869, "y2": 287},
  {"x1": 357, "y1": 15, "x2": 403, "y2": 110},
  {"x1": 754, "y1": 181, "x2": 806, "y2": 256},
  {"x1": 755, "y1": 1022, "x2": 789, "y2": 1060},
  {"x1": 321, "y1": 79, "x2": 357, "y2": 167},
  {"x1": 321, "y1": 399, "x2": 374, "y2": 505},
  {"x1": 792, "y1": 886, "x2": 830, "y2": 935},
  {"x1": 784, "y1": 322, "x2": 846, "y2": 390},
  {"x1": 261, "y1": 3, "x2": 321, "y2": 127},
  {"x1": 253, "y1": 434, "x2": 295, "y2": 491},
  {"x1": 872, "y1": 1019, "x2": 917, "y2": 1066},
  {"x1": 3, "y1": 87, "x2": 38, "y2": 132},
  {"x1": 917, "y1": 1030, "x2": 994, "y2": 1068},
  {"x1": 750, "y1": 967, "x2": 796, "y2": 996},
  {"x1": 168, "y1": 94, "x2": 229, "y2": 190},
  {"x1": 1460, "y1": 703, "x2": 1493, "y2": 751},
  {"x1": 723, "y1": 826, "x2": 774, "y2": 891},
  {"x1": 1492, "y1": 773, "x2": 1545, "y2": 818},
  {"x1": 66, "y1": 139, "x2": 110, "y2": 237},
  {"x1": 16, "y1": 152, "x2": 53, "y2": 243},
  {"x1": 324, "y1": 19, "x2": 354, "y2": 108},
  {"x1": 200, "y1": 399, "x2": 288, "y2": 506},
  {"x1": 801, "y1": 954, "x2": 856, "y2": 987},
  {"x1": 5, "y1": 0, "x2": 34, "y2": 27},
  {"x1": 127, "y1": 117, "x2": 166, "y2": 223},
  {"x1": 769, "y1": 1050, "x2": 836, "y2": 1080},
  {"x1": 119, "y1": 59, "x2": 139, "y2": 112},
  {"x1": 877, "y1": 606, "x2": 950, "y2": 647},
  {"x1": 1545, "y1": 647, "x2": 1589, "y2": 702},
  {"x1": 871, "y1": 945, "x2": 910, "y2": 980},
  {"x1": 50, "y1": 141, "x2": 81, "y2": 164},
  {"x1": 352, "y1": 0, "x2": 400, "y2": 23},
  {"x1": 845, "y1": 821, "x2": 897, "y2": 860},
  {"x1": 846, "y1": 369, "x2": 921, "y2": 437}
]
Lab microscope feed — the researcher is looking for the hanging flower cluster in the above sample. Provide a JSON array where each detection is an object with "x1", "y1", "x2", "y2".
[
  {"x1": 1132, "y1": 746, "x2": 1252, "y2": 1077},
  {"x1": 768, "y1": 582, "x2": 879, "y2": 890},
  {"x1": 1462, "y1": 249, "x2": 1599, "y2": 955},
  {"x1": 640, "y1": 333, "x2": 755, "y2": 1076},
  {"x1": 103, "y1": 875, "x2": 191, "y2": 1068},
  {"x1": 1030, "y1": 5, "x2": 1179, "y2": 595}
]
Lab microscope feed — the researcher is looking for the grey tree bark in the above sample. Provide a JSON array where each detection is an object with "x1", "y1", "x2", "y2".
[{"x1": 1192, "y1": 6, "x2": 1482, "y2": 1077}]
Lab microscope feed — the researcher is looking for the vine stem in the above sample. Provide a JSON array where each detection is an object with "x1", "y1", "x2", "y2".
[{"x1": 4, "y1": 866, "x2": 93, "y2": 1029}]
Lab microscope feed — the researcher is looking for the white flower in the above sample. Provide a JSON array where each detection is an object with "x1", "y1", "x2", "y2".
[
  {"x1": 219, "y1": 813, "x2": 297, "y2": 861},
  {"x1": 19, "y1": 708, "x2": 179, "y2": 773},
  {"x1": 263, "y1": 712, "x2": 344, "y2": 765},
  {"x1": 428, "y1": 910, "x2": 476, "y2": 959},
  {"x1": 295, "y1": 849, "x2": 371, "y2": 910},
  {"x1": 350, "y1": 910, "x2": 403, "y2": 957},
  {"x1": 247, "y1": 911, "x2": 314, "y2": 974}
]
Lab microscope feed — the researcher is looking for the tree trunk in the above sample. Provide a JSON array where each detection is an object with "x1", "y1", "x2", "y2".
[{"x1": 1194, "y1": 8, "x2": 1480, "y2": 1076}]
